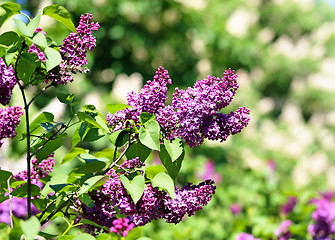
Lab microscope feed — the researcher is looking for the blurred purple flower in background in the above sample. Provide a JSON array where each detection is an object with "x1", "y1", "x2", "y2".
[
  {"x1": 197, "y1": 160, "x2": 222, "y2": 184},
  {"x1": 275, "y1": 220, "x2": 292, "y2": 240},
  {"x1": 230, "y1": 203, "x2": 242, "y2": 215},
  {"x1": 280, "y1": 196, "x2": 297, "y2": 216},
  {"x1": 236, "y1": 232, "x2": 260, "y2": 240}
]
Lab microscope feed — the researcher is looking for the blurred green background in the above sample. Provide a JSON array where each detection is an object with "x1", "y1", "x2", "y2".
[{"x1": 2, "y1": 0, "x2": 335, "y2": 239}]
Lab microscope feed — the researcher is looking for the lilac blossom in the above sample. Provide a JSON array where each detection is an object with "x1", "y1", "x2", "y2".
[
  {"x1": 120, "y1": 157, "x2": 144, "y2": 169},
  {"x1": 28, "y1": 44, "x2": 46, "y2": 62},
  {"x1": 280, "y1": 196, "x2": 297, "y2": 216},
  {"x1": 230, "y1": 203, "x2": 242, "y2": 215},
  {"x1": 308, "y1": 196, "x2": 335, "y2": 240},
  {"x1": 46, "y1": 13, "x2": 99, "y2": 85},
  {"x1": 0, "y1": 197, "x2": 40, "y2": 224},
  {"x1": 14, "y1": 153, "x2": 55, "y2": 185},
  {"x1": 236, "y1": 233, "x2": 260, "y2": 240},
  {"x1": 275, "y1": 220, "x2": 292, "y2": 240},
  {"x1": 0, "y1": 58, "x2": 16, "y2": 106},
  {"x1": 197, "y1": 160, "x2": 222, "y2": 183},
  {"x1": 0, "y1": 106, "x2": 23, "y2": 146},
  {"x1": 110, "y1": 217, "x2": 135, "y2": 237}
]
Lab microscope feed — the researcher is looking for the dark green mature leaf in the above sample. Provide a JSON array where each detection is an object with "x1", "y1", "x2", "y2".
[
  {"x1": 110, "y1": 129, "x2": 130, "y2": 147},
  {"x1": 158, "y1": 144, "x2": 184, "y2": 180},
  {"x1": 78, "y1": 175, "x2": 109, "y2": 196},
  {"x1": 80, "y1": 219, "x2": 110, "y2": 232},
  {"x1": 151, "y1": 173, "x2": 175, "y2": 199},
  {"x1": 145, "y1": 165, "x2": 165, "y2": 181},
  {"x1": 77, "y1": 111, "x2": 107, "y2": 131},
  {"x1": 0, "y1": 170, "x2": 12, "y2": 183},
  {"x1": 22, "y1": 112, "x2": 54, "y2": 139},
  {"x1": 83, "y1": 128, "x2": 104, "y2": 142},
  {"x1": 62, "y1": 147, "x2": 88, "y2": 164},
  {"x1": 49, "y1": 183, "x2": 73, "y2": 193},
  {"x1": 32, "y1": 32, "x2": 47, "y2": 48},
  {"x1": 79, "y1": 193, "x2": 94, "y2": 208},
  {"x1": 74, "y1": 160, "x2": 106, "y2": 174},
  {"x1": 57, "y1": 93, "x2": 77, "y2": 106},
  {"x1": 13, "y1": 18, "x2": 34, "y2": 37},
  {"x1": 35, "y1": 136, "x2": 63, "y2": 161},
  {"x1": 17, "y1": 53, "x2": 36, "y2": 84},
  {"x1": 139, "y1": 112, "x2": 155, "y2": 124},
  {"x1": 164, "y1": 138, "x2": 184, "y2": 162},
  {"x1": 42, "y1": 5, "x2": 76, "y2": 32},
  {"x1": 44, "y1": 47, "x2": 61, "y2": 71},
  {"x1": 125, "y1": 141, "x2": 151, "y2": 162},
  {"x1": 0, "y1": 3, "x2": 21, "y2": 28},
  {"x1": 139, "y1": 119, "x2": 160, "y2": 151},
  {"x1": 11, "y1": 183, "x2": 40, "y2": 197},
  {"x1": 21, "y1": 216, "x2": 41, "y2": 240},
  {"x1": 120, "y1": 175, "x2": 145, "y2": 204},
  {"x1": 0, "y1": 31, "x2": 20, "y2": 46},
  {"x1": 106, "y1": 103, "x2": 132, "y2": 114},
  {"x1": 38, "y1": 232, "x2": 58, "y2": 240}
]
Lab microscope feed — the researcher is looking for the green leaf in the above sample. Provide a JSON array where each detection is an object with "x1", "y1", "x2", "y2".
[
  {"x1": 83, "y1": 128, "x2": 104, "y2": 142},
  {"x1": 62, "y1": 147, "x2": 88, "y2": 164},
  {"x1": 110, "y1": 129, "x2": 129, "y2": 147},
  {"x1": 32, "y1": 32, "x2": 47, "y2": 48},
  {"x1": 145, "y1": 165, "x2": 165, "y2": 181},
  {"x1": 5, "y1": 44, "x2": 17, "y2": 65},
  {"x1": 44, "y1": 47, "x2": 61, "y2": 71},
  {"x1": 120, "y1": 175, "x2": 145, "y2": 204},
  {"x1": 35, "y1": 136, "x2": 63, "y2": 161},
  {"x1": 125, "y1": 141, "x2": 151, "y2": 162},
  {"x1": 163, "y1": 138, "x2": 184, "y2": 162},
  {"x1": 11, "y1": 183, "x2": 40, "y2": 197},
  {"x1": 106, "y1": 103, "x2": 132, "y2": 114},
  {"x1": 27, "y1": 14, "x2": 41, "y2": 35},
  {"x1": 57, "y1": 93, "x2": 77, "y2": 105},
  {"x1": 42, "y1": 5, "x2": 76, "y2": 32},
  {"x1": 78, "y1": 175, "x2": 109, "y2": 196},
  {"x1": 74, "y1": 160, "x2": 106, "y2": 174},
  {"x1": 94, "y1": 148, "x2": 117, "y2": 161},
  {"x1": 158, "y1": 144, "x2": 184, "y2": 180},
  {"x1": 0, "y1": 3, "x2": 21, "y2": 28},
  {"x1": 77, "y1": 111, "x2": 107, "y2": 132},
  {"x1": 22, "y1": 112, "x2": 54, "y2": 139},
  {"x1": 73, "y1": 234, "x2": 96, "y2": 240},
  {"x1": 38, "y1": 232, "x2": 58, "y2": 240},
  {"x1": 80, "y1": 219, "x2": 110, "y2": 232},
  {"x1": 13, "y1": 18, "x2": 34, "y2": 37},
  {"x1": 17, "y1": 54, "x2": 36, "y2": 84},
  {"x1": 49, "y1": 183, "x2": 73, "y2": 192},
  {"x1": 139, "y1": 112, "x2": 155, "y2": 124},
  {"x1": 40, "y1": 122, "x2": 65, "y2": 132},
  {"x1": 126, "y1": 227, "x2": 142, "y2": 240},
  {"x1": 58, "y1": 236, "x2": 76, "y2": 240},
  {"x1": 0, "y1": 31, "x2": 20, "y2": 46},
  {"x1": 0, "y1": 170, "x2": 12, "y2": 183},
  {"x1": 79, "y1": 193, "x2": 94, "y2": 208},
  {"x1": 20, "y1": 216, "x2": 41, "y2": 240},
  {"x1": 151, "y1": 173, "x2": 175, "y2": 199},
  {"x1": 139, "y1": 119, "x2": 160, "y2": 151}
]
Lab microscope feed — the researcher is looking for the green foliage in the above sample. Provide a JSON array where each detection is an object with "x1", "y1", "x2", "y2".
[
  {"x1": 120, "y1": 175, "x2": 145, "y2": 204},
  {"x1": 0, "y1": 3, "x2": 21, "y2": 28}
]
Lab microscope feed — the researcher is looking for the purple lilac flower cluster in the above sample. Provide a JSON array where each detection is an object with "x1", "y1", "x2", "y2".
[
  {"x1": 275, "y1": 220, "x2": 292, "y2": 240},
  {"x1": 236, "y1": 233, "x2": 260, "y2": 240},
  {"x1": 308, "y1": 194, "x2": 335, "y2": 240},
  {"x1": 28, "y1": 28, "x2": 47, "y2": 62},
  {"x1": 46, "y1": 13, "x2": 99, "y2": 85},
  {"x1": 280, "y1": 196, "x2": 297, "y2": 216},
  {"x1": 14, "y1": 153, "x2": 55, "y2": 185},
  {"x1": 0, "y1": 58, "x2": 16, "y2": 106},
  {"x1": 106, "y1": 67, "x2": 172, "y2": 132},
  {"x1": 120, "y1": 157, "x2": 144, "y2": 169},
  {"x1": 106, "y1": 67, "x2": 250, "y2": 147},
  {"x1": 0, "y1": 106, "x2": 23, "y2": 146},
  {"x1": 110, "y1": 217, "x2": 135, "y2": 237},
  {"x1": 77, "y1": 167, "x2": 215, "y2": 235},
  {"x1": 0, "y1": 197, "x2": 40, "y2": 224}
]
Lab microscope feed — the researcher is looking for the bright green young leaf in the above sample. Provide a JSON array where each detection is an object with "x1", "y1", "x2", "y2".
[
  {"x1": 73, "y1": 234, "x2": 96, "y2": 240},
  {"x1": 120, "y1": 175, "x2": 145, "y2": 204},
  {"x1": 158, "y1": 144, "x2": 184, "y2": 180},
  {"x1": 4, "y1": 44, "x2": 17, "y2": 66},
  {"x1": 62, "y1": 147, "x2": 88, "y2": 164},
  {"x1": 13, "y1": 18, "x2": 34, "y2": 37},
  {"x1": 42, "y1": 5, "x2": 76, "y2": 32},
  {"x1": 44, "y1": 47, "x2": 61, "y2": 71},
  {"x1": 35, "y1": 136, "x2": 63, "y2": 161},
  {"x1": 57, "y1": 93, "x2": 77, "y2": 105},
  {"x1": 21, "y1": 216, "x2": 41, "y2": 240},
  {"x1": 139, "y1": 119, "x2": 160, "y2": 151},
  {"x1": 106, "y1": 103, "x2": 132, "y2": 114},
  {"x1": 110, "y1": 129, "x2": 129, "y2": 147},
  {"x1": 22, "y1": 112, "x2": 54, "y2": 139},
  {"x1": 0, "y1": 3, "x2": 21, "y2": 28},
  {"x1": 49, "y1": 183, "x2": 73, "y2": 192},
  {"x1": 11, "y1": 183, "x2": 40, "y2": 197},
  {"x1": 125, "y1": 141, "x2": 151, "y2": 162},
  {"x1": 27, "y1": 14, "x2": 41, "y2": 35},
  {"x1": 17, "y1": 55, "x2": 36, "y2": 84},
  {"x1": 58, "y1": 236, "x2": 76, "y2": 240},
  {"x1": 139, "y1": 112, "x2": 155, "y2": 124},
  {"x1": 163, "y1": 138, "x2": 184, "y2": 162},
  {"x1": 94, "y1": 148, "x2": 117, "y2": 161},
  {"x1": 151, "y1": 172, "x2": 175, "y2": 199},
  {"x1": 78, "y1": 175, "x2": 109, "y2": 196},
  {"x1": 32, "y1": 32, "x2": 47, "y2": 48},
  {"x1": 145, "y1": 165, "x2": 166, "y2": 181},
  {"x1": 83, "y1": 128, "x2": 104, "y2": 142},
  {"x1": 126, "y1": 227, "x2": 142, "y2": 240},
  {"x1": 77, "y1": 111, "x2": 107, "y2": 132},
  {"x1": 80, "y1": 219, "x2": 110, "y2": 232}
]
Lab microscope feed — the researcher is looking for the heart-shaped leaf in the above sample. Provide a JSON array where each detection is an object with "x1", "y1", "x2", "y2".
[{"x1": 120, "y1": 175, "x2": 145, "y2": 204}]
